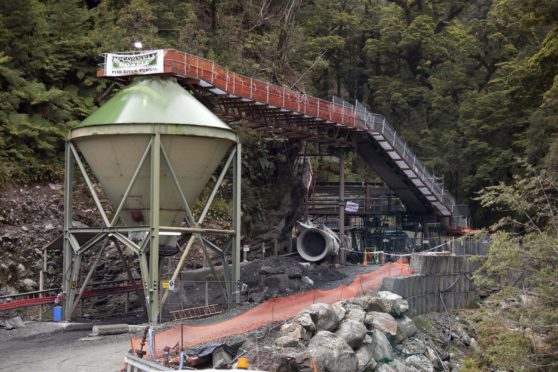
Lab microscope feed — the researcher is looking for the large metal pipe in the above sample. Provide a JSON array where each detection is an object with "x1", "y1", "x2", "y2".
[{"x1": 296, "y1": 222, "x2": 340, "y2": 262}]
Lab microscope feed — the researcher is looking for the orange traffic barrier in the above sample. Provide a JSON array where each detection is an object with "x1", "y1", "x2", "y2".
[{"x1": 133, "y1": 260, "x2": 413, "y2": 357}]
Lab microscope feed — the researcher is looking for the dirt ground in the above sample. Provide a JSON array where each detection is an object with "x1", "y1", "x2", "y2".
[
  {"x1": 0, "y1": 324, "x2": 131, "y2": 372},
  {"x1": 0, "y1": 262, "x2": 380, "y2": 371}
]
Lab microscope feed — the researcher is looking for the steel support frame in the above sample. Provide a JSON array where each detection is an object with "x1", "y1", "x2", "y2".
[
  {"x1": 62, "y1": 137, "x2": 242, "y2": 324},
  {"x1": 338, "y1": 149, "x2": 346, "y2": 264}
]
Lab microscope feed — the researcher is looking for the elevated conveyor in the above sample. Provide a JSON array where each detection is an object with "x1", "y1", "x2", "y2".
[{"x1": 98, "y1": 49, "x2": 466, "y2": 226}]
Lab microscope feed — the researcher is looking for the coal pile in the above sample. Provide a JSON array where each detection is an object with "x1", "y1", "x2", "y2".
[{"x1": 241, "y1": 256, "x2": 345, "y2": 303}]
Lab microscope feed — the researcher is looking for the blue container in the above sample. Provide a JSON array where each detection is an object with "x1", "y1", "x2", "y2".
[{"x1": 53, "y1": 306, "x2": 63, "y2": 322}]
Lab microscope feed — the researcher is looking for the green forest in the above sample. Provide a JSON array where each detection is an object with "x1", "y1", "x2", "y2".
[
  {"x1": 1, "y1": 0, "x2": 557, "y2": 369},
  {"x1": 1, "y1": 0, "x2": 557, "y2": 224}
]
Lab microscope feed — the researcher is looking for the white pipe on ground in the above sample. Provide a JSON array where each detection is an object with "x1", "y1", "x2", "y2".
[{"x1": 296, "y1": 223, "x2": 340, "y2": 262}]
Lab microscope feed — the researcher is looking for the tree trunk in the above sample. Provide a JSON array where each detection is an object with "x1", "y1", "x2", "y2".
[{"x1": 276, "y1": 0, "x2": 301, "y2": 72}]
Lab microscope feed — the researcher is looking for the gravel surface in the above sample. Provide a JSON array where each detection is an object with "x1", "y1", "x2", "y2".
[
  {"x1": 0, "y1": 260, "x2": 381, "y2": 371},
  {"x1": 0, "y1": 326, "x2": 131, "y2": 372}
]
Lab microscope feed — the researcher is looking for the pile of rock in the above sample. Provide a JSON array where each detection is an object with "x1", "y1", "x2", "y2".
[
  {"x1": 272, "y1": 291, "x2": 437, "y2": 371},
  {"x1": 241, "y1": 256, "x2": 345, "y2": 303}
]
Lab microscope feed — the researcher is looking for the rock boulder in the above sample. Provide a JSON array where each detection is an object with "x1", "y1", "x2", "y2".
[
  {"x1": 358, "y1": 295, "x2": 389, "y2": 312},
  {"x1": 395, "y1": 315, "x2": 418, "y2": 343},
  {"x1": 405, "y1": 354, "x2": 434, "y2": 372},
  {"x1": 275, "y1": 336, "x2": 301, "y2": 348},
  {"x1": 307, "y1": 331, "x2": 358, "y2": 372},
  {"x1": 371, "y1": 329, "x2": 393, "y2": 363},
  {"x1": 378, "y1": 291, "x2": 409, "y2": 316},
  {"x1": 344, "y1": 307, "x2": 366, "y2": 323},
  {"x1": 355, "y1": 345, "x2": 377, "y2": 372},
  {"x1": 365, "y1": 311, "x2": 397, "y2": 336},
  {"x1": 332, "y1": 302, "x2": 346, "y2": 321},
  {"x1": 335, "y1": 319, "x2": 367, "y2": 349},
  {"x1": 280, "y1": 322, "x2": 312, "y2": 342},
  {"x1": 293, "y1": 312, "x2": 316, "y2": 333},
  {"x1": 300, "y1": 303, "x2": 340, "y2": 332},
  {"x1": 376, "y1": 359, "x2": 417, "y2": 372}
]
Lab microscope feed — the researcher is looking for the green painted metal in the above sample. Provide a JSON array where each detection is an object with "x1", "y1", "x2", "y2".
[
  {"x1": 63, "y1": 76, "x2": 242, "y2": 324},
  {"x1": 70, "y1": 77, "x2": 237, "y2": 235},
  {"x1": 71, "y1": 130, "x2": 235, "y2": 232},
  {"x1": 70, "y1": 123, "x2": 236, "y2": 142},
  {"x1": 63, "y1": 142, "x2": 74, "y2": 321},
  {"x1": 80, "y1": 78, "x2": 231, "y2": 130},
  {"x1": 233, "y1": 143, "x2": 242, "y2": 304},
  {"x1": 149, "y1": 133, "x2": 161, "y2": 324}
]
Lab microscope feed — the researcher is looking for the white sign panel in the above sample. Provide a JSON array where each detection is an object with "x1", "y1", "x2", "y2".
[
  {"x1": 345, "y1": 201, "x2": 359, "y2": 212},
  {"x1": 168, "y1": 279, "x2": 175, "y2": 291},
  {"x1": 105, "y1": 50, "x2": 164, "y2": 76}
]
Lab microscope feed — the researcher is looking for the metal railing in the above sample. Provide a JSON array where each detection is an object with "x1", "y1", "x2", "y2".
[
  {"x1": 99, "y1": 49, "x2": 462, "y2": 223},
  {"x1": 347, "y1": 98, "x2": 456, "y2": 215}
]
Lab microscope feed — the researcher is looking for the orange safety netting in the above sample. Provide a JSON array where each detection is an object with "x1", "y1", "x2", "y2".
[{"x1": 132, "y1": 260, "x2": 413, "y2": 355}]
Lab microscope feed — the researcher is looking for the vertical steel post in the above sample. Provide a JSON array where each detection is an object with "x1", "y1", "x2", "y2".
[
  {"x1": 339, "y1": 150, "x2": 346, "y2": 264},
  {"x1": 232, "y1": 143, "x2": 242, "y2": 304},
  {"x1": 39, "y1": 247, "x2": 46, "y2": 320},
  {"x1": 149, "y1": 133, "x2": 161, "y2": 324},
  {"x1": 63, "y1": 141, "x2": 74, "y2": 321},
  {"x1": 205, "y1": 281, "x2": 209, "y2": 307}
]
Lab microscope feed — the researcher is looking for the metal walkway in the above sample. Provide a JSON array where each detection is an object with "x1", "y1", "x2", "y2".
[{"x1": 99, "y1": 49, "x2": 466, "y2": 226}]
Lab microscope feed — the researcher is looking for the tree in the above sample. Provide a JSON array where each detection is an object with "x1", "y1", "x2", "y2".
[{"x1": 473, "y1": 164, "x2": 558, "y2": 369}]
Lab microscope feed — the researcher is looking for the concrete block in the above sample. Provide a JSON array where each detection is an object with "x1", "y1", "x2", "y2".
[
  {"x1": 411, "y1": 254, "x2": 479, "y2": 275},
  {"x1": 382, "y1": 255, "x2": 480, "y2": 316},
  {"x1": 91, "y1": 323, "x2": 130, "y2": 336}
]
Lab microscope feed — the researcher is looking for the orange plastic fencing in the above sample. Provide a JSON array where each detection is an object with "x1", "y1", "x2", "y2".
[{"x1": 132, "y1": 261, "x2": 413, "y2": 355}]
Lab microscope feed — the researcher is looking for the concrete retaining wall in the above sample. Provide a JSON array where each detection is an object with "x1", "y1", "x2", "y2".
[{"x1": 382, "y1": 254, "x2": 479, "y2": 315}]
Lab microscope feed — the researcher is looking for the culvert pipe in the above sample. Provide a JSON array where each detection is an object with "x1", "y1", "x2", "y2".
[{"x1": 297, "y1": 226, "x2": 340, "y2": 262}]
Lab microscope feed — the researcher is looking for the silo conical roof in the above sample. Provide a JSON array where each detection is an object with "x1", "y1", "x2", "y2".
[{"x1": 80, "y1": 78, "x2": 232, "y2": 130}]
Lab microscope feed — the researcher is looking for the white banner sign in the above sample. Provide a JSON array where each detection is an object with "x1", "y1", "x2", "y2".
[
  {"x1": 345, "y1": 201, "x2": 359, "y2": 212},
  {"x1": 105, "y1": 50, "x2": 164, "y2": 76}
]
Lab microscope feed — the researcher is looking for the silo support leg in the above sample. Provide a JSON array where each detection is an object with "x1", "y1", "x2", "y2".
[
  {"x1": 232, "y1": 143, "x2": 242, "y2": 304},
  {"x1": 138, "y1": 252, "x2": 151, "y2": 314},
  {"x1": 149, "y1": 133, "x2": 161, "y2": 324},
  {"x1": 63, "y1": 142, "x2": 74, "y2": 321}
]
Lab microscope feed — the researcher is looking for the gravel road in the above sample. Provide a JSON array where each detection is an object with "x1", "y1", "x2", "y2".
[
  {"x1": 0, "y1": 262, "x2": 381, "y2": 371},
  {"x1": 0, "y1": 324, "x2": 130, "y2": 372}
]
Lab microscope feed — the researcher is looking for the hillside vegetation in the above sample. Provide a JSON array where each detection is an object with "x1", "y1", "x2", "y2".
[
  {"x1": 1, "y1": 1, "x2": 557, "y2": 369},
  {"x1": 1, "y1": 0, "x2": 557, "y2": 224}
]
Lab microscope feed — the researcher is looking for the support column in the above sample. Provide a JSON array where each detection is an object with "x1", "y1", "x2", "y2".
[
  {"x1": 338, "y1": 149, "x2": 346, "y2": 264},
  {"x1": 232, "y1": 143, "x2": 242, "y2": 304},
  {"x1": 148, "y1": 133, "x2": 161, "y2": 324},
  {"x1": 39, "y1": 247, "x2": 46, "y2": 320},
  {"x1": 63, "y1": 142, "x2": 74, "y2": 321}
]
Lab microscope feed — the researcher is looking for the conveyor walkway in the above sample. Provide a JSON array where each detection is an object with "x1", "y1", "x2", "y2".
[{"x1": 100, "y1": 49, "x2": 465, "y2": 224}]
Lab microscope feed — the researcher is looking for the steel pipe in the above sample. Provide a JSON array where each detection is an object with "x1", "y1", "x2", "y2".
[{"x1": 296, "y1": 223, "x2": 340, "y2": 262}]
